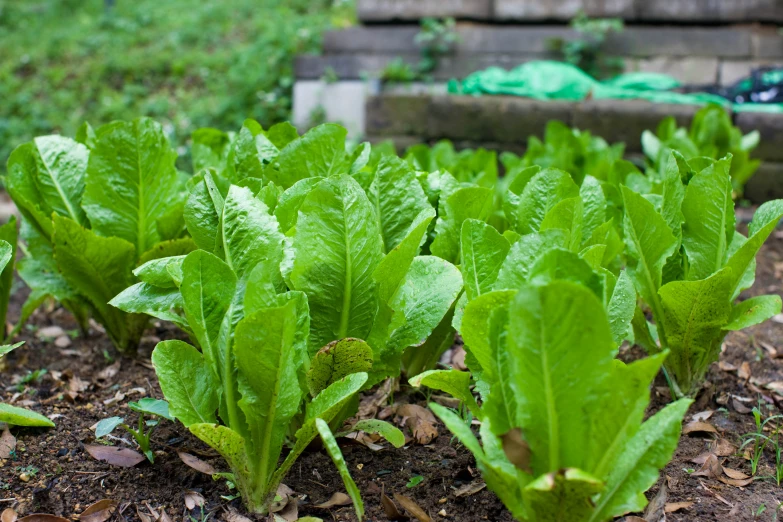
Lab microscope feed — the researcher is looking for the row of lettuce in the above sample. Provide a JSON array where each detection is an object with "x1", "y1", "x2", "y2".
[{"x1": 0, "y1": 104, "x2": 778, "y2": 520}]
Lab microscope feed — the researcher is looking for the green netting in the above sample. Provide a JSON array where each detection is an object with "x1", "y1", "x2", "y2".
[{"x1": 447, "y1": 60, "x2": 783, "y2": 113}]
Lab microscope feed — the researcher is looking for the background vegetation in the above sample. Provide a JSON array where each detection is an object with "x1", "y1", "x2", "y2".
[{"x1": 0, "y1": 0, "x2": 354, "y2": 171}]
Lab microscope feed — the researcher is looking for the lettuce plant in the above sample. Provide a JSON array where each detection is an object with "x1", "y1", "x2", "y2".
[
  {"x1": 642, "y1": 104, "x2": 760, "y2": 195},
  {"x1": 5, "y1": 118, "x2": 192, "y2": 354},
  {"x1": 413, "y1": 281, "x2": 691, "y2": 522},
  {"x1": 111, "y1": 140, "x2": 461, "y2": 512},
  {"x1": 624, "y1": 153, "x2": 783, "y2": 397},
  {"x1": 452, "y1": 166, "x2": 635, "y2": 344},
  {"x1": 502, "y1": 120, "x2": 625, "y2": 187},
  {"x1": 116, "y1": 123, "x2": 463, "y2": 381},
  {"x1": 0, "y1": 223, "x2": 17, "y2": 340},
  {"x1": 0, "y1": 341, "x2": 54, "y2": 427}
]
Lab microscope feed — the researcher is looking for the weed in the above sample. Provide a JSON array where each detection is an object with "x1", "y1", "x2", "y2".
[{"x1": 547, "y1": 11, "x2": 624, "y2": 79}]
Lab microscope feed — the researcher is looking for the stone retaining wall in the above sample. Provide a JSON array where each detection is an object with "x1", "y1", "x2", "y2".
[
  {"x1": 297, "y1": 24, "x2": 783, "y2": 86},
  {"x1": 358, "y1": 0, "x2": 783, "y2": 23}
]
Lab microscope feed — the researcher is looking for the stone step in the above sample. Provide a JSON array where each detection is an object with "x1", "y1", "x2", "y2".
[
  {"x1": 322, "y1": 25, "x2": 758, "y2": 58},
  {"x1": 357, "y1": 0, "x2": 783, "y2": 23},
  {"x1": 296, "y1": 53, "x2": 769, "y2": 86},
  {"x1": 366, "y1": 94, "x2": 699, "y2": 151},
  {"x1": 364, "y1": 93, "x2": 783, "y2": 202},
  {"x1": 366, "y1": 94, "x2": 783, "y2": 160}
]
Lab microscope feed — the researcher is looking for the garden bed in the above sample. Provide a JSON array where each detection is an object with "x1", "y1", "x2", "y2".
[{"x1": 1, "y1": 210, "x2": 782, "y2": 522}]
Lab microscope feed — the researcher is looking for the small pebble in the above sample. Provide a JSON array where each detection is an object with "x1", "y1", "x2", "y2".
[
  {"x1": 438, "y1": 509, "x2": 447, "y2": 517},
  {"x1": 19, "y1": 472, "x2": 30, "y2": 482},
  {"x1": 57, "y1": 448, "x2": 68, "y2": 457},
  {"x1": 439, "y1": 498, "x2": 447, "y2": 504}
]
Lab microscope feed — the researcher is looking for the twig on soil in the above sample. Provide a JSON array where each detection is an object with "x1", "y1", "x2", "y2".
[
  {"x1": 697, "y1": 479, "x2": 733, "y2": 507},
  {"x1": 0, "y1": 499, "x2": 16, "y2": 502}
]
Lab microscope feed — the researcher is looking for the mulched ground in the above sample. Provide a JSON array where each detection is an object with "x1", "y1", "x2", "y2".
[{"x1": 2, "y1": 214, "x2": 783, "y2": 522}]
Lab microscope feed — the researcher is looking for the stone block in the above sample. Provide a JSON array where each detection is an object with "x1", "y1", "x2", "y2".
[
  {"x1": 321, "y1": 26, "x2": 753, "y2": 62},
  {"x1": 455, "y1": 26, "x2": 574, "y2": 54},
  {"x1": 752, "y1": 28, "x2": 783, "y2": 59},
  {"x1": 744, "y1": 161, "x2": 783, "y2": 203},
  {"x1": 606, "y1": 28, "x2": 751, "y2": 59},
  {"x1": 292, "y1": 81, "x2": 367, "y2": 138},
  {"x1": 365, "y1": 94, "x2": 432, "y2": 137},
  {"x1": 323, "y1": 27, "x2": 420, "y2": 54},
  {"x1": 323, "y1": 26, "x2": 575, "y2": 56},
  {"x1": 573, "y1": 99, "x2": 700, "y2": 152},
  {"x1": 736, "y1": 111, "x2": 783, "y2": 162},
  {"x1": 629, "y1": 57, "x2": 720, "y2": 85},
  {"x1": 495, "y1": 0, "x2": 783, "y2": 22},
  {"x1": 494, "y1": 0, "x2": 636, "y2": 20},
  {"x1": 357, "y1": 0, "x2": 492, "y2": 22},
  {"x1": 296, "y1": 53, "x2": 544, "y2": 81},
  {"x1": 426, "y1": 95, "x2": 574, "y2": 143},
  {"x1": 637, "y1": 0, "x2": 783, "y2": 23}
]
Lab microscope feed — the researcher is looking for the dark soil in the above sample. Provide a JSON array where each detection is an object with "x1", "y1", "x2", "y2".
[{"x1": 2, "y1": 219, "x2": 783, "y2": 522}]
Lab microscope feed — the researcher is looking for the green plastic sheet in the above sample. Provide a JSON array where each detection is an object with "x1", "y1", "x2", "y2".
[{"x1": 448, "y1": 60, "x2": 783, "y2": 113}]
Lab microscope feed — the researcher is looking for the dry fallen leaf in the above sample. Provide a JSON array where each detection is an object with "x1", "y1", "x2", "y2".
[
  {"x1": 184, "y1": 491, "x2": 205, "y2": 511},
  {"x1": 223, "y1": 509, "x2": 252, "y2": 522},
  {"x1": 450, "y1": 347, "x2": 467, "y2": 371},
  {"x1": 178, "y1": 451, "x2": 217, "y2": 475},
  {"x1": 36, "y1": 325, "x2": 65, "y2": 339},
  {"x1": 395, "y1": 404, "x2": 438, "y2": 444},
  {"x1": 643, "y1": 482, "x2": 666, "y2": 522},
  {"x1": 102, "y1": 391, "x2": 125, "y2": 407},
  {"x1": 722, "y1": 467, "x2": 750, "y2": 480},
  {"x1": 79, "y1": 499, "x2": 118, "y2": 522},
  {"x1": 358, "y1": 378, "x2": 397, "y2": 419},
  {"x1": 665, "y1": 501, "x2": 694, "y2": 513},
  {"x1": 623, "y1": 517, "x2": 647, "y2": 522},
  {"x1": 738, "y1": 362, "x2": 751, "y2": 380},
  {"x1": 381, "y1": 491, "x2": 406, "y2": 521},
  {"x1": 500, "y1": 428, "x2": 532, "y2": 473},
  {"x1": 732, "y1": 398, "x2": 753, "y2": 414},
  {"x1": 16, "y1": 513, "x2": 70, "y2": 522},
  {"x1": 344, "y1": 431, "x2": 385, "y2": 451},
  {"x1": 314, "y1": 492, "x2": 352, "y2": 509},
  {"x1": 0, "y1": 428, "x2": 16, "y2": 459},
  {"x1": 682, "y1": 421, "x2": 718, "y2": 437},
  {"x1": 155, "y1": 510, "x2": 172, "y2": 522},
  {"x1": 135, "y1": 506, "x2": 152, "y2": 522},
  {"x1": 1, "y1": 508, "x2": 17, "y2": 522},
  {"x1": 711, "y1": 438, "x2": 737, "y2": 457},
  {"x1": 94, "y1": 361, "x2": 121, "y2": 386},
  {"x1": 394, "y1": 494, "x2": 431, "y2": 522},
  {"x1": 718, "y1": 361, "x2": 737, "y2": 372},
  {"x1": 84, "y1": 445, "x2": 145, "y2": 467},
  {"x1": 453, "y1": 480, "x2": 486, "y2": 497},
  {"x1": 271, "y1": 484, "x2": 297, "y2": 521},
  {"x1": 718, "y1": 476, "x2": 754, "y2": 487},
  {"x1": 66, "y1": 374, "x2": 90, "y2": 393},
  {"x1": 766, "y1": 381, "x2": 783, "y2": 394},
  {"x1": 691, "y1": 410, "x2": 713, "y2": 422},
  {"x1": 692, "y1": 453, "x2": 722, "y2": 479}
]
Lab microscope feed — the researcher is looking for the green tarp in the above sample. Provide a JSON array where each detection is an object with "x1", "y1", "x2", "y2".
[{"x1": 447, "y1": 60, "x2": 783, "y2": 113}]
